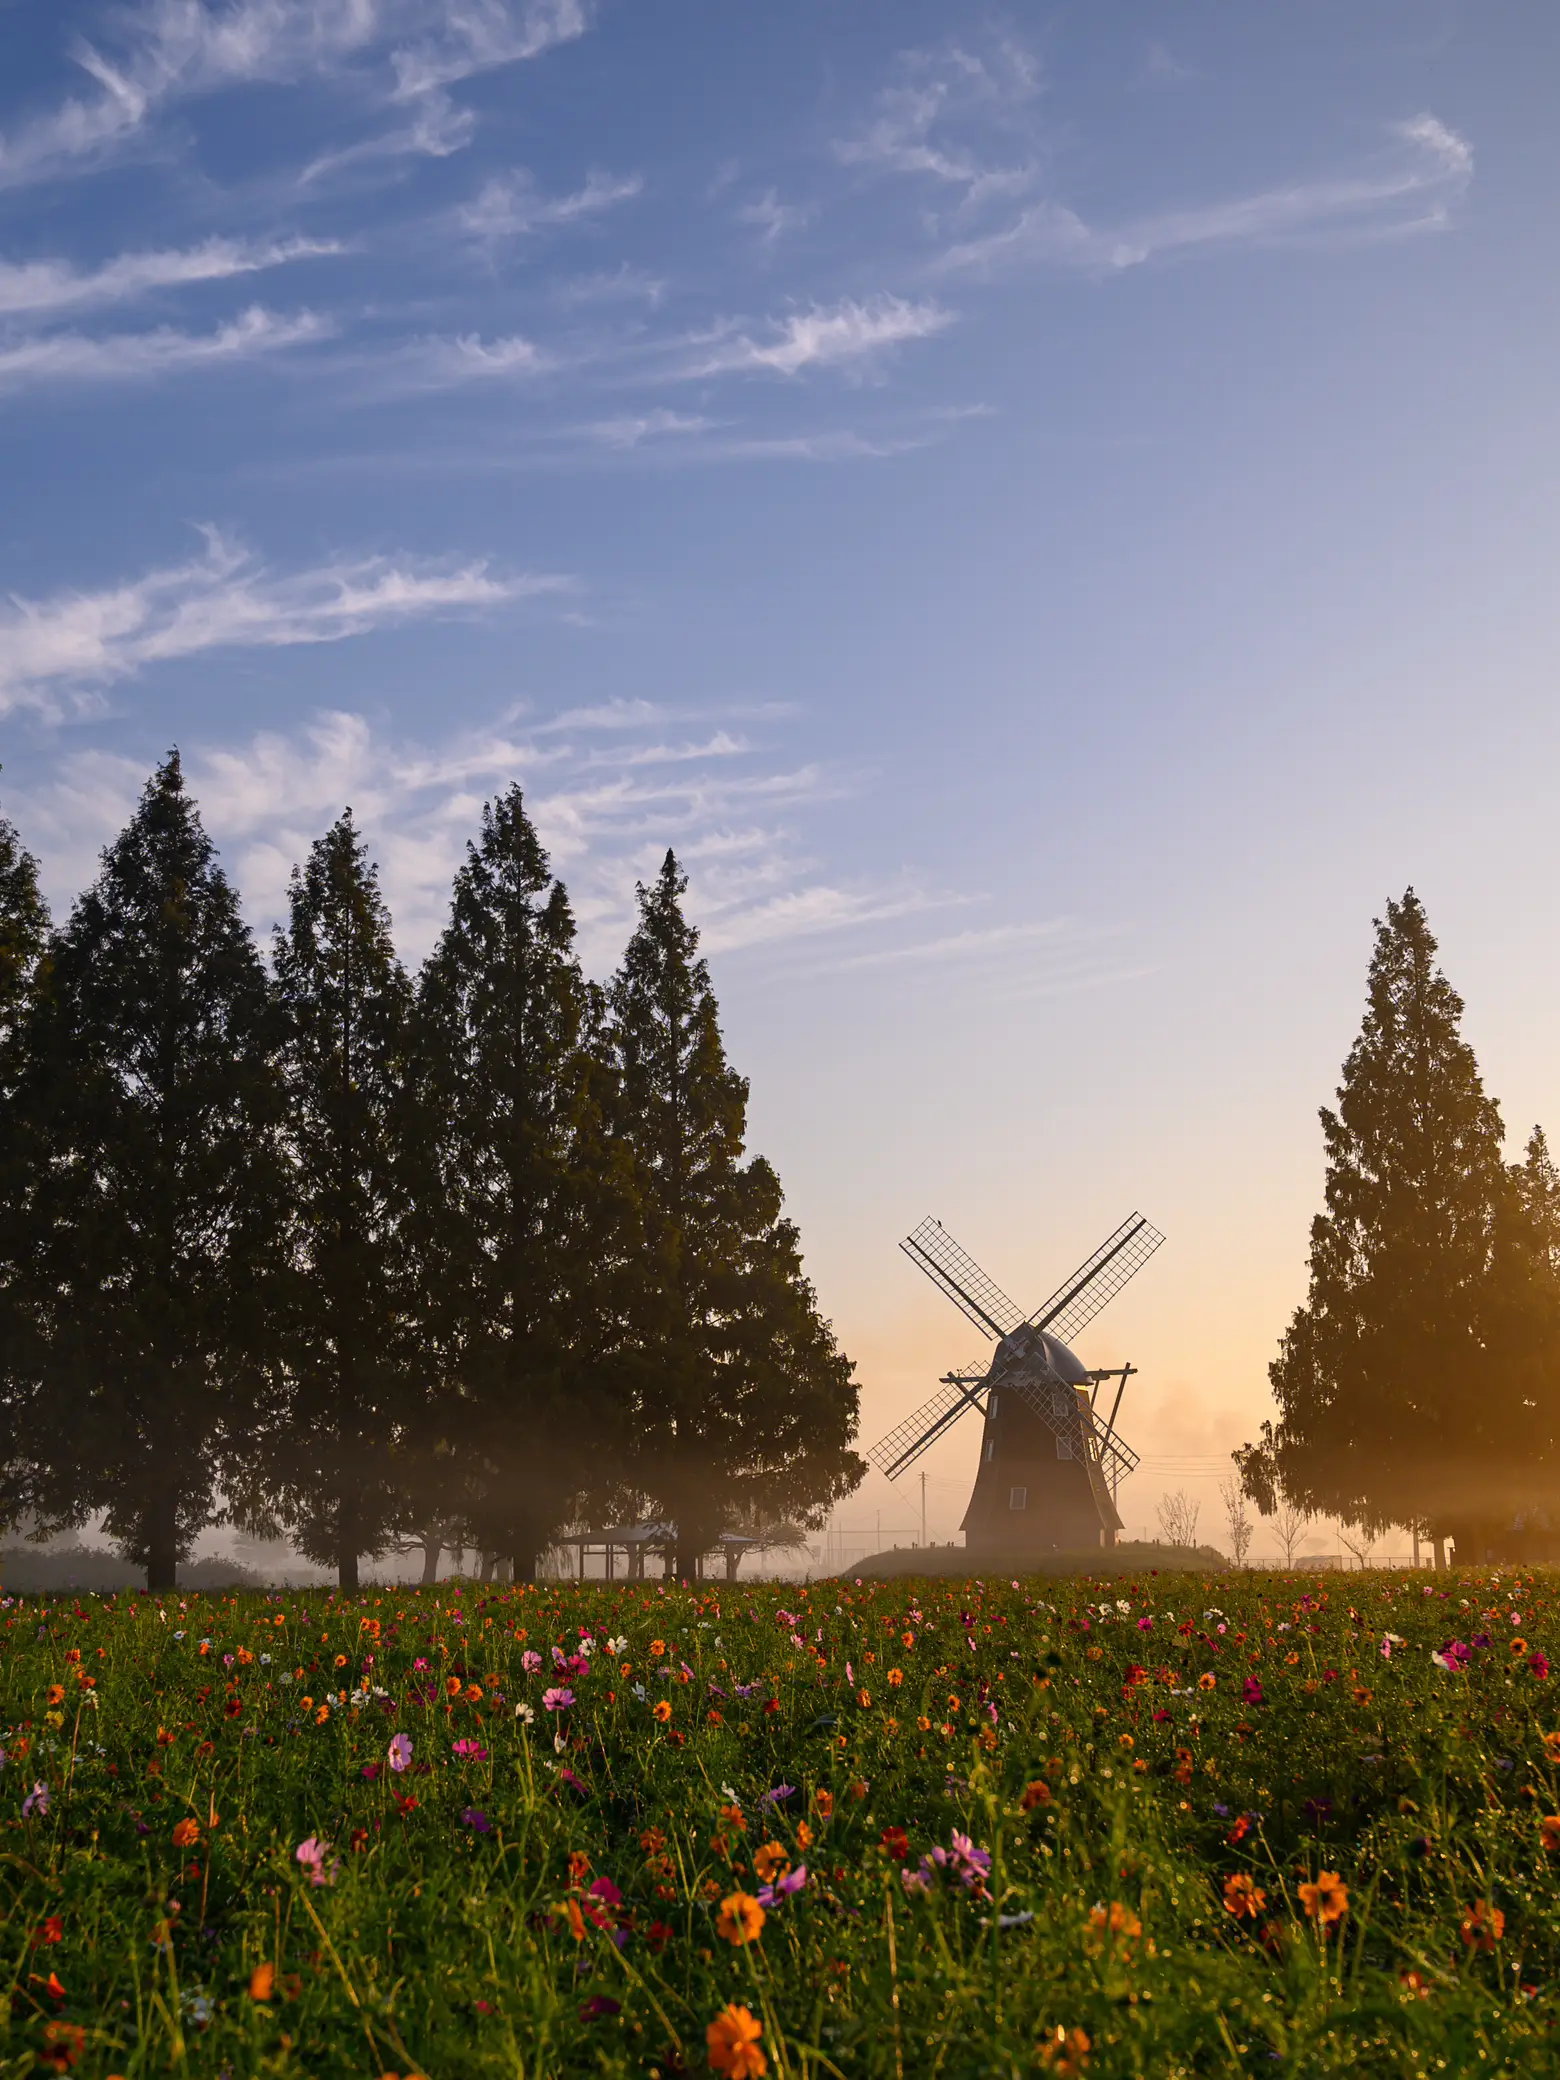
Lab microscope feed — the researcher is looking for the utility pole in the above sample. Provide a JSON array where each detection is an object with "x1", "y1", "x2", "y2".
[{"x1": 920, "y1": 1470, "x2": 927, "y2": 1548}]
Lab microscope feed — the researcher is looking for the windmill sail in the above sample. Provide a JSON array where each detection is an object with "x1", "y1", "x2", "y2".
[
  {"x1": 900, "y1": 1217, "x2": 1023, "y2": 1339},
  {"x1": 866, "y1": 1376, "x2": 986, "y2": 1480},
  {"x1": 1028, "y1": 1214, "x2": 1165, "y2": 1345}
]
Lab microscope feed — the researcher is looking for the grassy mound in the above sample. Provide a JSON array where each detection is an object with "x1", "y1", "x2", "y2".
[{"x1": 838, "y1": 1539, "x2": 1227, "y2": 1581}]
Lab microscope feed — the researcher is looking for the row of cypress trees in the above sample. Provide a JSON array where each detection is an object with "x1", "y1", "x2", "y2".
[
  {"x1": 1239, "y1": 889, "x2": 1560, "y2": 1562},
  {"x1": 0, "y1": 754, "x2": 862, "y2": 1589}
]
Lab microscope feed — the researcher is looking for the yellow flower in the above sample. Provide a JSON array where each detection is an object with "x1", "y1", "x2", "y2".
[
  {"x1": 1299, "y1": 1871, "x2": 1348, "y2": 1927},
  {"x1": 716, "y1": 1892, "x2": 766, "y2": 1945},
  {"x1": 706, "y1": 2003, "x2": 767, "y2": 2079}
]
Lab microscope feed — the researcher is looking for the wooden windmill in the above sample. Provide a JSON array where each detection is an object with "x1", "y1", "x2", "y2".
[{"x1": 866, "y1": 1214, "x2": 1164, "y2": 1554}]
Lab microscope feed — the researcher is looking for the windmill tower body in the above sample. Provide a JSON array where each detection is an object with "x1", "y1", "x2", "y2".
[{"x1": 867, "y1": 1215, "x2": 1162, "y2": 1558}]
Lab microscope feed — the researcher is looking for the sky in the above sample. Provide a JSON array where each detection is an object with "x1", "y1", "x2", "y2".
[{"x1": 3, "y1": 0, "x2": 1559, "y2": 1565}]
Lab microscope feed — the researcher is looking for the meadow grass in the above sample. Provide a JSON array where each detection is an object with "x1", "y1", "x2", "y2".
[{"x1": 2, "y1": 1563, "x2": 1558, "y2": 2077}]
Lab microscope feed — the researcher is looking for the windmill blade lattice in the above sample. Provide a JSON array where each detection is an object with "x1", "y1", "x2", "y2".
[
  {"x1": 866, "y1": 1376, "x2": 987, "y2": 1481},
  {"x1": 900, "y1": 1217, "x2": 1023, "y2": 1339},
  {"x1": 1028, "y1": 1213, "x2": 1165, "y2": 1344}
]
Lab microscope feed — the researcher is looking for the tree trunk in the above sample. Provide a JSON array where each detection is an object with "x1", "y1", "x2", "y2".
[
  {"x1": 420, "y1": 1536, "x2": 441, "y2": 1585},
  {"x1": 508, "y1": 1543, "x2": 540, "y2": 1583},
  {"x1": 146, "y1": 1493, "x2": 179, "y2": 1592},
  {"x1": 480, "y1": 1552, "x2": 496, "y2": 1583},
  {"x1": 339, "y1": 1546, "x2": 360, "y2": 1591},
  {"x1": 1433, "y1": 1535, "x2": 1446, "y2": 1570}
]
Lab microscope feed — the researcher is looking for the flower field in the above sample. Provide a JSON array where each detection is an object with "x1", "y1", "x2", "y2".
[{"x1": 3, "y1": 1567, "x2": 1560, "y2": 2077}]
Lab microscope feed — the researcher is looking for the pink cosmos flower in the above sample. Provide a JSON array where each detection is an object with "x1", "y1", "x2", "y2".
[
  {"x1": 1530, "y1": 1650, "x2": 1551, "y2": 1680},
  {"x1": 388, "y1": 1732, "x2": 413, "y2": 1773},
  {"x1": 452, "y1": 1738, "x2": 489, "y2": 1761},
  {"x1": 295, "y1": 1835, "x2": 339, "y2": 1887},
  {"x1": 413, "y1": 1658, "x2": 429, "y2": 1672},
  {"x1": 1242, "y1": 1677, "x2": 1264, "y2": 1705},
  {"x1": 543, "y1": 1687, "x2": 575, "y2": 1713},
  {"x1": 521, "y1": 1650, "x2": 543, "y2": 1674}
]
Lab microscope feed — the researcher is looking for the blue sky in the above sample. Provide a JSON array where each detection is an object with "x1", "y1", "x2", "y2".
[{"x1": 3, "y1": 1, "x2": 1559, "y2": 1555}]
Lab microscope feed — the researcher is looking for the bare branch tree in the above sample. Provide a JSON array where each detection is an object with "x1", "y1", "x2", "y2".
[
  {"x1": 1339, "y1": 1520, "x2": 1378, "y2": 1571},
  {"x1": 1156, "y1": 1488, "x2": 1201, "y2": 1549},
  {"x1": 1268, "y1": 1496, "x2": 1311, "y2": 1569},
  {"x1": 1219, "y1": 1476, "x2": 1253, "y2": 1569}
]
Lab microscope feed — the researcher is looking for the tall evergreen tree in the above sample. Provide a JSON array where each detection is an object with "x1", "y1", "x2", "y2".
[
  {"x1": 269, "y1": 812, "x2": 413, "y2": 1589},
  {"x1": 0, "y1": 787, "x2": 50, "y2": 1533},
  {"x1": 8, "y1": 754, "x2": 285, "y2": 1588},
  {"x1": 1239, "y1": 889, "x2": 1548, "y2": 1556},
  {"x1": 609, "y1": 851, "x2": 861, "y2": 1578},
  {"x1": 413, "y1": 787, "x2": 634, "y2": 1580}
]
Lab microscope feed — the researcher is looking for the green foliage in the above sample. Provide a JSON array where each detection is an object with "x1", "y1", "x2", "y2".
[
  {"x1": 609, "y1": 854, "x2": 862, "y2": 1576},
  {"x1": 3, "y1": 754, "x2": 287, "y2": 1589},
  {"x1": 269, "y1": 812, "x2": 415, "y2": 1589},
  {"x1": 2, "y1": 1566, "x2": 1559, "y2": 2076},
  {"x1": 1243, "y1": 890, "x2": 1560, "y2": 1556},
  {"x1": 412, "y1": 788, "x2": 638, "y2": 1581}
]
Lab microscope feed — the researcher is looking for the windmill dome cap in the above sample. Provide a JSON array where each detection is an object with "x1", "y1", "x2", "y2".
[
  {"x1": 1039, "y1": 1331, "x2": 1092, "y2": 1385},
  {"x1": 1001, "y1": 1321, "x2": 1091, "y2": 1386}
]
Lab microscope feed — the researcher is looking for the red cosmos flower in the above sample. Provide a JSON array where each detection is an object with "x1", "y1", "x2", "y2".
[
  {"x1": 879, "y1": 1825, "x2": 910, "y2": 1863},
  {"x1": 32, "y1": 1917, "x2": 64, "y2": 1947}
]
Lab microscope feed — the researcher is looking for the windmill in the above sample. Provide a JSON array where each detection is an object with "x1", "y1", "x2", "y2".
[{"x1": 867, "y1": 1214, "x2": 1165, "y2": 1554}]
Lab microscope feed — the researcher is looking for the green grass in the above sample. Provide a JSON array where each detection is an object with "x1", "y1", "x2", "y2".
[{"x1": 2, "y1": 1563, "x2": 1558, "y2": 2077}]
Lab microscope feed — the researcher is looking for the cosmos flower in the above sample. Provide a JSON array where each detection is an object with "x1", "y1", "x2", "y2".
[
  {"x1": 388, "y1": 1732, "x2": 413, "y2": 1772},
  {"x1": 706, "y1": 2003, "x2": 767, "y2": 2079},
  {"x1": 543, "y1": 1687, "x2": 575, "y2": 1713},
  {"x1": 1223, "y1": 1873, "x2": 1266, "y2": 1920},
  {"x1": 1461, "y1": 1900, "x2": 1504, "y2": 1951},
  {"x1": 22, "y1": 1780, "x2": 49, "y2": 1818},
  {"x1": 1298, "y1": 1871, "x2": 1348, "y2": 1927},
  {"x1": 716, "y1": 1892, "x2": 766, "y2": 1944}
]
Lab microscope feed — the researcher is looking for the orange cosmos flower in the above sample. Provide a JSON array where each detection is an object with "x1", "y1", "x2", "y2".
[
  {"x1": 814, "y1": 1790, "x2": 833, "y2": 1818},
  {"x1": 1540, "y1": 1815, "x2": 1560, "y2": 1853},
  {"x1": 916, "y1": 1716, "x2": 932, "y2": 1733},
  {"x1": 1021, "y1": 1780, "x2": 1052, "y2": 1810},
  {"x1": 1299, "y1": 1872, "x2": 1349, "y2": 1927},
  {"x1": 1087, "y1": 1902, "x2": 1141, "y2": 1944},
  {"x1": 1223, "y1": 1873, "x2": 1266, "y2": 1920},
  {"x1": 796, "y1": 1821, "x2": 814, "y2": 1849},
  {"x1": 46, "y1": 1685, "x2": 65, "y2": 1707},
  {"x1": 171, "y1": 1818, "x2": 201, "y2": 1849},
  {"x1": 1198, "y1": 1673, "x2": 1216, "y2": 1691},
  {"x1": 446, "y1": 1676, "x2": 463, "y2": 1698},
  {"x1": 887, "y1": 1668, "x2": 904, "y2": 1687},
  {"x1": 39, "y1": 2022, "x2": 85, "y2": 2072},
  {"x1": 753, "y1": 1841, "x2": 789, "y2": 1884},
  {"x1": 650, "y1": 1638, "x2": 667, "y2": 1658},
  {"x1": 1510, "y1": 1639, "x2": 1528, "y2": 1658},
  {"x1": 249, "y1": 1962, "x2": 276, "y2": 2002},
  {"x1": 652, "y1": 1700, "x2": 672, "y2": 1723},
  {"x1": 466, "y1": 1685, "x2": 483, "y2": 1704},
  {"x1": 1038, "y1": 2025, "x2": 1091, "y2": 2075},
  {"x1": 1543, "y1": 1730, "x2": 1560, "y2": 1763},
  {"x1": 716, "y1": 1892, "x2": 766, "y2": 1945},
  {"x1": 1460, "y1": 1900, "x2": 1505, "y2": 1951},
  {"x1": 706, "y1": 2003, "x2": 767, "y2": 2079}
]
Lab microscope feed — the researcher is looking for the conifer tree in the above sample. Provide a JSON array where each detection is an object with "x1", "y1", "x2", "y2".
[
  {"x1": 269, "y1": 812, "x2": 413, "y2": 1589},
  {"x1": 0, "y1": 789, "x2": 50, "y2": 1532},
  {"x1": 1239, "y1": 889, "x2": 1539, "y2": 1556},
  {"x1": 413, "y1": 787, "x2": 634, "y2": 1580},
  {"x1": 10, "y1": 754, "x2": 285, "y2": 1588},
  {"x1": 608, "y1": 851, "x2": 860, "y2": 1578}
]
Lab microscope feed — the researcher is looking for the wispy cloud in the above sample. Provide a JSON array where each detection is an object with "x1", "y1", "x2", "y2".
[
  {"x1": 0, "y1": 236, "x2": 339, "y2": 318},
  {"x1": 12, "y1": 686, "x2": 949, "y2": 970},
  {"x1": 405, "y1": 330, "x2": 553, "y2": 384},
  {"x1": 461, "y1": 166, "x2": 642, "y2": 238},
  {"x1": 736, "y1": 190, "x2": 812, "y2": 245},
  {"x1": 0, "y1": 530, "x2": 566, "y2": 719},
  {"x1": 577, "y1": 409, "x2": 717, "y2": 448},
  {"x1": 940, "y1": 114, "x2": 1474, "y2": 275},
  {"x1": 0, "y1": 306, "x2": 330, "y2": 390},
  {"x1": 836, "y1": 36, "x2": 1041, "y2": 213},
  {"x1": 0, "y1": 0, "x2": 590, "y2": 189},
  {"x1": 676, "y1": 296, "x2": 953, "y2": 379}
]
